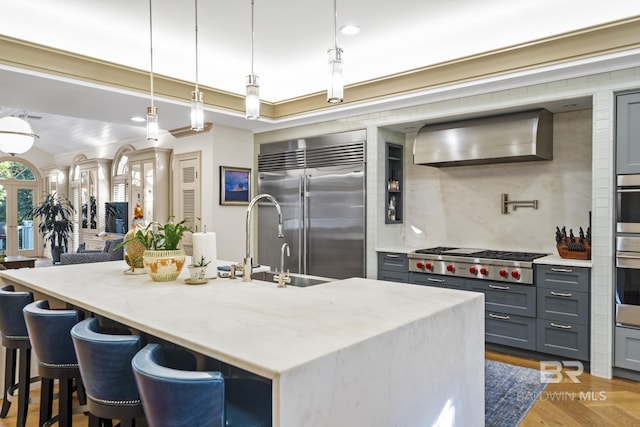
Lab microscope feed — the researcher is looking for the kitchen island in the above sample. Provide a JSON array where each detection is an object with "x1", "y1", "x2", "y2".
[{"x1": 0, "y1": 260, "x2": 484, "y2": 426}]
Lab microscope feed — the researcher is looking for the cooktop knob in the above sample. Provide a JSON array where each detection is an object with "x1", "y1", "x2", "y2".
[
  {"x1": 425, "y1": 262, "x2": 433, "y2": 270},
  {"x1": 446, "y1": 265, "x2": 454, "y2": 272},
  {"x1": 416, "y1": 262, "x2": 424, "y2": 269},
  {"x1": 511, "y1": 270, "x2": 520, "y2": 279},
  {"x1": 499, "y1": 269, "x2": 508, "y2": 277},
  {"x1": 480, "y1": 267, "x2": 488, "y2": 275},
  {"x1": 469, "y1": 267, "x2": 478, "y2": 274}
]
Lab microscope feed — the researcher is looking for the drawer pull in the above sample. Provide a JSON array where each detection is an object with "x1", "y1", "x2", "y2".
[
  {"x1": 385, "y1": 254, "x2": 400, "y2": 259},
  {"x1": 427, "y1": 278, "x2": 445, "y2": 283},
  {"x1": 550, "y1": 291, "x2": 573, "y2": 297},
  {"x1": 489, "y1": 284, "x2": 510, "y2": 291},
  {"x1": 489, "y1": 313, "x2": 511, "y2": 320},
  {"x1": 550, "y1": 268, "x2": 573, "y2": 273},
  {"x1": 550, "y1": 322, "x2": 572, "y2": 330}
]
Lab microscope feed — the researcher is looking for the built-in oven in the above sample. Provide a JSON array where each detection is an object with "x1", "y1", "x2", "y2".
[
  {"x1": 616, "y1": 236, "x2": 640, "y2": 327},
  {"x1": 617, "y1": 175, "x2": 640, "y2": 233}
]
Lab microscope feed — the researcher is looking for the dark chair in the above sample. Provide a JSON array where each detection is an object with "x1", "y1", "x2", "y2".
[
  {"x1": 0, "y1": 285, "x2": 34, "y2": 427},
  {"x1": 71, "y1": 318, "x2": 144, "y2": 427},
  {"x1": 132, "y1": 343, "x2": 272, "y2": 427},
  {"x1": 23, "y1": 300, "x2": 85, "y2": 427}
]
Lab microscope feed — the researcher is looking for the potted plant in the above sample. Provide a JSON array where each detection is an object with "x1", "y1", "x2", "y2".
[
  {"x1": 119, "y1": 216, "x2": 190, "y2": 281},
  {"x1": 28, "y1": 193, "x2": 75, "y2": 264},
  {"x1": 187, "y1": 255, "x2": 211, "y2": 282}
]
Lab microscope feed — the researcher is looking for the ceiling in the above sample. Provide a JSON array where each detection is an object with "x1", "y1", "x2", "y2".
[{"x1": 0, "y1": 0, "x2": 639, "y2": 157}]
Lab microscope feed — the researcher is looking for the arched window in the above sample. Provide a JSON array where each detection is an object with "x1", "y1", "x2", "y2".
[
  {"x1": 112, "y1": 145, "x2": 134, "y2": 202},
  {"x1": 0, "y1": 161, "x2": 36, "y2": 181}
]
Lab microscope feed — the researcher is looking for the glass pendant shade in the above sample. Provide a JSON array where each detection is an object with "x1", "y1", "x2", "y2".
[
  {"x1": 146, "y1": 106, "x2": 159, "y2": 141},
  {"x1": 0, "y1": 116, "x2": 38, "y2": 156},
  {"x1": 190, "y1": 90, "x2": 204, "y2": 131},
  {"x1": 327, "y1": 47, "x2": 344, "y2": 103},
  {"x1": 245, "y1": 74, "x2": 260, "y2": 120}
]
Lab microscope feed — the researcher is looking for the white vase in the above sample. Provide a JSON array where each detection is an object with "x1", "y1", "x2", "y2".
[
  {"x1": 187, "y1": 265, "x2": 208, "y2": 281},
  {"x1": 142, "y1": 249, "x2": 186, "y2": 282}
]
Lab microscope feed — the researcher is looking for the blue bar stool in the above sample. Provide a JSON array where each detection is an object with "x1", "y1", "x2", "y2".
[
  {"x1": 23, "y1": 300, "x2": 85, "y2": 427},
  {"x1": 0, "y1": 285, "x2": 35, "y2": 427},
  {"x1": 71, "y1": 318, "x2": 144, "y2": 427},
  {"x1": 132, "y1": 343, "x2": 272, "y2": 427}
]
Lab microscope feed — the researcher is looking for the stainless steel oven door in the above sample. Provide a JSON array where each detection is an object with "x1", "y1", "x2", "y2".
[
  {"x1": 616, "y1": 245, "x2": 640, "y2": 327},
  {"x1": 617, "y1": 175, "x2": 640, "y2": 233}
]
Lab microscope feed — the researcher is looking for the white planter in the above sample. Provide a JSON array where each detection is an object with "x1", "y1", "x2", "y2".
[{"x1": 187, "y1": 265, "x2": 208, "y2": 281}]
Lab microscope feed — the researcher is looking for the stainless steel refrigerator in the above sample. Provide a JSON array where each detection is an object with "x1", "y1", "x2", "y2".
[{"x1": 257, "y1": 130, "x2": 366, "y2": 279}]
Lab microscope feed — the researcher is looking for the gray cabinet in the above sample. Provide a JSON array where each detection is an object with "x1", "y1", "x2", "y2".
[
  {"x1": 536, "y1": 265, "x2": 590, "y2": 360},
  {"x1": 485, "y1": 311, "x2": 537, "y2": 351},
  {"x1": 615, "y1": 327, "x2": 640, "y2": 371},
  {"x1": 377, "y1": 252, "x2": 408, "y2": 283},
  {"x1": 616, "y1": 91, "x2": 640, "y2": 174},
  {"x1": 409, "y1": 273, "x2": 466, "y2": 290}
]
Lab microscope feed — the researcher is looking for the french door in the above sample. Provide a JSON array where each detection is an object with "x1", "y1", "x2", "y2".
[{"x1": 0, "y1": 180, "x2": 38, "y2": 257}]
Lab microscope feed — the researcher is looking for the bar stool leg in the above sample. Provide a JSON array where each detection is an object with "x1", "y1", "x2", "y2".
[
  {"x1": 16, "y1": 348, "x2": 31, "y2": 427},
  {"x1": 0, "y1": 348, "x2": 16, "y2": 417},
  {"x1": 39, "y1": 377, "x2": 54, "y2": 427},
  {"x1": 58, "y1": 378, "x2": 74, "y2": 427}
]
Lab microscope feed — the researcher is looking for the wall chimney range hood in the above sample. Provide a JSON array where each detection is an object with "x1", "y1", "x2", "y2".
[{"x1": 413, "y1": 109, "x2": 553, "y2": 167}]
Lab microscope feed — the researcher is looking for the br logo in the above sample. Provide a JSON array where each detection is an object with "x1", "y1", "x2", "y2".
[{"x1": 539, "y1": 361, "x2": 584, "y2": 383}]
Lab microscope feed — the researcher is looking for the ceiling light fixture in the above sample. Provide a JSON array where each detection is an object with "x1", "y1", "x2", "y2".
[
  {"x1": 0, "y1": 114, "x2": 39, "y2": 156},
  {"x1": 147, "y1": 0, "x2": 159, "y2": 141},
  {"x1": 327, "y1": 0, "x2": 344, "y2": 103},
  {"x1": 339, "y1": 24, "x2": 360, "y2": 35},
  {"x1": 245, "y1": 0, "x2": 260, "y2": 120},
  {"x1": 190, "y1": 0, "x2": 204, "y2": 131}
]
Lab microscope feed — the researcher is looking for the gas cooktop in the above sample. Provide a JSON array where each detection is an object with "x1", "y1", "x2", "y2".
[{"x1": 408, "y1": 246, "x2": 549, "y2": 284}]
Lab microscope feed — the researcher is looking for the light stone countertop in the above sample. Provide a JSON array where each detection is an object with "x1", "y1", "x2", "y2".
[
  {"x1": 534, "y1": 254, "x2": 592, "y2": 268},
  {"x1": 0, "y1": 259, "x2": 485, "y2": 426}
]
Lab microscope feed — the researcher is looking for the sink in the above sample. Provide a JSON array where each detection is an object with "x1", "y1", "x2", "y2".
[{"x1": 254, "y1": 271, "x2": 333, "y2": 287}]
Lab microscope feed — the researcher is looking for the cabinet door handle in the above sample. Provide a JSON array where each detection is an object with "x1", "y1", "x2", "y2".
[
  {"x1": 550, "y1": 268, "x2": 573, "y2": 273},
  {"x1": 550, "y1": 291, "x2": 573, "y2": 297},
  {"x1": 489, "y1": 313, "x2": 511, "y2": 320},
  {"x1": 550, "y1": 322, "x2": 572, "y2": 330},
  {"x1": 427, "y1": 278, "x2": 445, "y2": 283},
  {"x1": 489, "y1": 284, "x2": 510, "y2": 291},
  {"x1": 385, "y1": 254, "x2": 400, "y2": 258}
]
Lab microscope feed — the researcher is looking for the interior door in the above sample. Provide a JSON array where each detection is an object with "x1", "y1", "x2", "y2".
[
  {"x1": 0, "y1": 182, "x2": 37, "y2": 257},
  {"x1": 306, "y1": 165, "x2": 365, "y2": 279}
]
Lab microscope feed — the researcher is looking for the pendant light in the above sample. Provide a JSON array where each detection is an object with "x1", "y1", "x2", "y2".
[
  {"x1": 190, "y1": 0, "x2": 204, "y2": 131},
  {"x1": 147, "y1": 0, "x2": 159, "y2": 141},
  {"x1": 0, "y1": 114, "x2": 38, "y2": 156},
  {"x1": 245, "y1": 0, "x2": 260, "y2": 120},
  {"x1": 327, "y1": 0, "x2": 344, "y2": 103}
]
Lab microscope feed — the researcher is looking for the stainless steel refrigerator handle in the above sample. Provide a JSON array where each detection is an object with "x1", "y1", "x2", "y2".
[
  {"x1": 303, "y1": 174, "x2": 309, "y2": 275},
  {"x1": 617, "y1": 188, "x2": 640, "y2": 193},
  {"x1": 298, "y1": 175, "x2": 304, "y2": 274}
]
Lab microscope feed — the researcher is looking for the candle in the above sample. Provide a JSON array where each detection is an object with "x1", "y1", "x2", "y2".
[{"x1": 192, "y1": 232, "x2": 217, "y2": 279}]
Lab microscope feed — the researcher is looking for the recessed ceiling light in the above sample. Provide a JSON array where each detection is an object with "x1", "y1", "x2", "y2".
[
  {"x1": 130, "y1": 116, "x2": 145, "y2": 122},
  {"x1": 340, "y1": 25, "x2": 360, "y2": 35}
]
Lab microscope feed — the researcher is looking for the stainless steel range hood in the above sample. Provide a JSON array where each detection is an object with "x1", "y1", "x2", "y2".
[{"x1": 413, "y1": 109, "x2": 553, "y2": 167}]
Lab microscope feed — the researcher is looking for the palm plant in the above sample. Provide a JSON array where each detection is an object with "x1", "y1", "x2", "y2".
[
  {"x1": 119, "y1": 217, "x2": 190, "y2": 251},
  {"x1": 28, "y1": 193, "x2": 75, "y2": 262}
]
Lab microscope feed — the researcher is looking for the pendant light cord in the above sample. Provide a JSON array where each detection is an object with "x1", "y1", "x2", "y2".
[
  {"x1": 333, "y1": 0, "x2": 338, "y2": 50},
  {"x1": 149, "y1": 0, "x2": 155, "y2": 107},
  {"x1": 194, "y1": 0, "x2": 200, "y2": 92},
  {"x1": 250, "y1": 0, "x2": 255, "y2": 76}
]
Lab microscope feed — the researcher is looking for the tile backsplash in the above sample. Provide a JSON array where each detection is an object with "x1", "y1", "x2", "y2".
[{"x1": 403, "y1": 109, "x2": 593, "y2": 254}]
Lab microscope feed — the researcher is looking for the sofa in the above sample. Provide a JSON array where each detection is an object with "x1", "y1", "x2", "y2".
[{"x1": 60, "y1": 238, "x2": 124, "y2": 265}]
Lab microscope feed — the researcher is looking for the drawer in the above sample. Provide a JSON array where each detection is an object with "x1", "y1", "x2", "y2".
[
  {"x1": 377, "y1": 252, "x2": 408, "y2": 272},
  {"x1": 467, "y1": 280, "x2": 536, "y2": 317},
  {"x1": 378, "y1": 270, "x2": 408, "y2": 283},
  {"x1": 536, "y1": 265, "x2": 590, "y2": 293},
  {"x1": 409, "y1": 273, "x2": 466, "y2": 290},
  {"x1": 485, "y1": 311, "x2": 536, "y2": 351},
  {"x1": 615, "y1": 326, "x2": 640, "y2": 371},
  {"x1": 537, "y1": 319, "x2": 589, "y2": 361},
  {"x1": 537, "y1": 288, "x2": 589, "y2": 325}
]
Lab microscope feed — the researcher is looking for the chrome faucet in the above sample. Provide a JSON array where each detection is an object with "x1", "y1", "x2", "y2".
[
  {"x1": 275, "y1": 242, "x2": 291, "y2": 288},
  {"x1": 243, "y1": 193, "x2": 284, "y2": 282}
]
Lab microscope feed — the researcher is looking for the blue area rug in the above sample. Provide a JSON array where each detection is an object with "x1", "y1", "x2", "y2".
[{"x1": 485, "y1": 360, "x2": 549, "y2": 427}]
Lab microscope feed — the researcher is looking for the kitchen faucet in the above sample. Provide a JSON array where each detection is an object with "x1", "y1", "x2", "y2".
[
  {"x1": 274, "y1": 242, "x2": 291, "y2": 288},
  {"x1": 243, "y1": 193, "x2": 284, "y2": 282}
]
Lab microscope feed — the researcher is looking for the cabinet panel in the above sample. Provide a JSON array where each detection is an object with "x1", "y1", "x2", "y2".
[
  {"x1": 615, "y1": 326, "x2": 640, "y2": 370},
  {"x1": 377, "y1": 252, "x2": 408, "y2": 271},
  {"x1": 485, "y1": 312, "x2": 536, "y2": 351},
  {"x1": 617, "y1": 91, "x2": 640, "y2": 175},
  {"x1": 537, "y1": 319, "x2": 589, "y2": 360},
  {"x1": 379, "y1": 270, "x2": 409, "y2": 283},
  {"x1": 409, "y1": 273, "x2": 466, "y2": 290},
  {"x1": 466, "y1": 280, "x2": 536, "y2": 317},
  {"x1": 536, "y1": 265, "x2": 590, "y2": 292}
]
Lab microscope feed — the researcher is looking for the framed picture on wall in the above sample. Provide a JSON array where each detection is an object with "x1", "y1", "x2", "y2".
[{"x1": 220, "y1": 166, "x2": 251, "y2": 205}]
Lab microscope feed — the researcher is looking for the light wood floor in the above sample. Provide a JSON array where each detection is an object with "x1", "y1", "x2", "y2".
[
  {"x1": 487, "y1": 350, "x2": 640, "y2": 426},
  {"x1": 1, "y1": 352, "x2": 640, "y2": 426}
]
